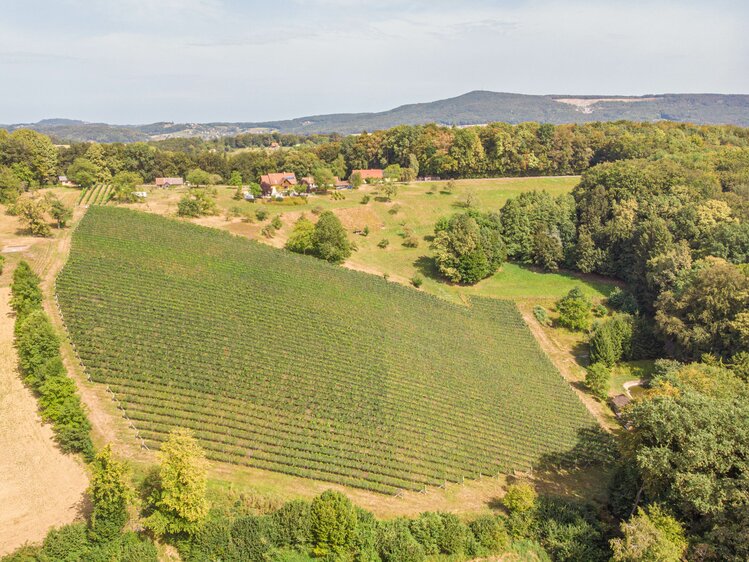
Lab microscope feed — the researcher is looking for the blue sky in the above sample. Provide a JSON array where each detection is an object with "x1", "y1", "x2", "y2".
[{"x1": 1, "y1": 0, "x2": 748, "y2": 123}]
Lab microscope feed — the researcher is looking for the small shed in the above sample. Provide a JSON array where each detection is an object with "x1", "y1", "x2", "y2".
[{"x1": 155, "y1": 177, "x2": 184, "y2": 188}]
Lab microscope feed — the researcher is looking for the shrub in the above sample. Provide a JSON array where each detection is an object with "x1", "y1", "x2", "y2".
[
  {"x1": 362, "y1": 225, "x2": 370, "y2": 237},
  {"x1": 409, "y1": 512, "x2": 443, "y2": 555},
  {"x1": 469, "y1": 515, "x2": 510, "y2": 555},
  {"x1": 411, "y1": 274, "x2": 423, "y2": 288},
  {"x1": 231, "y1": 516, "x2": 273, "y2": 561},
  {"x1": 271, "y1": 215, "x2": 283, "y2": 230},
  {"x1": 592, "y1": 303, "x2": 608, "y2": 317},
  {"x1": 10, "y1": 260, "x2": 42, "y2": 320},
  {"x1": 535, "y1": 497, "x2": 609, "y2": 562},
  {"x1": 0, "y1": 254, "x2": 5, "y2": 275},
  {"x1": 360, "y1": 195, "x2": 370, "y2": 204},
  {"x1": 177, "y1": 190, "x2": 217, "y2": 218},
  {"x1": 533, "y1": 305, "x2": 551, "y2": 326},
  {"x1": 310, "y1": 490, "x2": 357, "y2": 556},
  {"x1": 585, "y1": 362, "x2": 611, "y2": 400},
  {"x1": 255, "y1": 208, "x2": 269, "y2": 221},
  {"x1": 438, "y1": 513, "x2": 468, "y2": 555},
  {"x1": 556, "y1": 287, "x2": 592, "y2": 331},
  {"x1": 261, "y1": 224, "x2": 276, "y2": 238},
  {"x1": 503, "y1": 483, "x2": 538, "y2": 514},
  {"x1": 270, "y1": 500, "x2": 313, "y2": 547},
  {"x1": 311, "y1": 206, "x2": 323, "y2": 216},
  {"x1": 388, "y1": 204, "x2": 401, "y2": 215},
  {"x1": 40, "y1": 523, "x2": 90, "y2": 560},
  {"x1": 378, "y1": 519, "x2": 425, "y2": 562},
  {"x1": 378, "y1": 238, "x2": 389, "y2": 249}
]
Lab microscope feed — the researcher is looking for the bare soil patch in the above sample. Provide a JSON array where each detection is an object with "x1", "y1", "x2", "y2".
[{"x1": 0, "y1": 287, "x2": 88, "y2": 555}]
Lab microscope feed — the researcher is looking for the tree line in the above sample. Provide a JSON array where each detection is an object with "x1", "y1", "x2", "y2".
[{"x1": 3, "y1": 121, "x2": 749, "y2": 201}]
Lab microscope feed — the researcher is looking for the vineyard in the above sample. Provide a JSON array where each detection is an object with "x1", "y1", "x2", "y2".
[
  {"x1": 77, "y1": 184, "x2": 113, "y2": 206},
  {"x1": 57, "y1": 207, "x2": 603, "y2": 494}
]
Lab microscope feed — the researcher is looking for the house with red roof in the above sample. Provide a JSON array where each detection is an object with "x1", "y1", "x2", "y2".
[{"x1": 260, "y1": 172, "x2": 297, "y2": 196}]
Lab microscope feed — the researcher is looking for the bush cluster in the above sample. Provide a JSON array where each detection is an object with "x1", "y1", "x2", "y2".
[{"x1": 10, "y1": 261, "x2": 93, "y2": 458}]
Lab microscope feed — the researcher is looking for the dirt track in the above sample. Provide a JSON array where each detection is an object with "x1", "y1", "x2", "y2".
[{"x1": 0, "y1": 287, "x2": 88, "y2": 555}]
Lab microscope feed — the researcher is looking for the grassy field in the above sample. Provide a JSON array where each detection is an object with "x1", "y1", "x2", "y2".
[
  {"x1": 124, "y1": 177, "x2": 614, "y2": 304},
  {"x1": 57, "y1": 207, "x2": 605, "y2": 495}
]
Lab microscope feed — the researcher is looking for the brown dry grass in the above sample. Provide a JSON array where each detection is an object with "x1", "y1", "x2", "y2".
[{"x1": 0, "y1": 286, "x2": 88, "y2": 555}]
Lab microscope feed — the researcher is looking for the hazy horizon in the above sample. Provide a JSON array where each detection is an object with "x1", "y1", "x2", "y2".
[{"x1": 2, "y1": 0, "x2": 748, "y2": 124}]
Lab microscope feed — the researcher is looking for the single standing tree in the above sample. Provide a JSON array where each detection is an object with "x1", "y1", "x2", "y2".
[
  {"x1": 286, "y1": 215, "x2": 316, "y2": 255},
  {"x1": 88, "y1": 445, "x2": 132, "y2": 542},
  {"x1": 556, "y1": 287, "x2": 592, "y2": 331},
  {"x1": 186, "y1": 168, "x2": 213, "y2": 188},
  {"x1": 313, "y1": 167, "x2": 335, "y2": 192},
  {"x1": 228, "y1": 170, "x2": 243, "y2": 187},
  {"x1": 11, "y1": 196, "x2": 52, "y2": 237},
  {"x1": 66, "y1": 158, "x2": 98, "y2": 189},
  {"x1": 610, "y1": 505, "x2": 687, "y2": 562},
  {"x1": 310, "y1": 491, "x2": 357, "y2": 557},
  {"x1": 312, "y1": 211, "x2": 352, "y2": 264},
  {"x1": 144, "y1": 428, "x2": 208, "y2": 537},
  {"x1": 349, "y1": 172, "x2": 363, "y2": 189},
  {"x1": 47, "y1": 196, "x2": 72, "y2": 228}
]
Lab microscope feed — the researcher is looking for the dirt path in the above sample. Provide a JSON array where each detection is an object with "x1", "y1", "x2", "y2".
[
  {"x1": 517, "y1": 303, "x2": 616, "y2": 431},
  {"x1": 0, "y1": 287, "x2": 88, "y2": 555}
]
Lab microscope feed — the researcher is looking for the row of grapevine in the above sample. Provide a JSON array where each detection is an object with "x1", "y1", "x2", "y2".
[{"x1": 56, "y1": 207, "x2": 605, "y2": 494}]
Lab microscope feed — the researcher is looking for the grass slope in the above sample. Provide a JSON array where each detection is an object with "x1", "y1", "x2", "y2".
[{"x1": 57, "y1": 207, "x2": 602, "y2": 494}]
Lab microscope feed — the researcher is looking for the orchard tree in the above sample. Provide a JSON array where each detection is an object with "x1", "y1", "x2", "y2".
[
  {"x1": 383, "y1": 182, "x2": 398, "y2": 201},
  {"x1": 144, "y1": 428, "x2": 208, "y2": 536},
  {"x1": 48, "y1": 195, "x2": 72, "y2": 228},
  {"x1": 88, "y1": 445, "x2": 132, "y2": 542},
  {"x1": 11, "y1": 195, "x2": 51, "y2": 237}
]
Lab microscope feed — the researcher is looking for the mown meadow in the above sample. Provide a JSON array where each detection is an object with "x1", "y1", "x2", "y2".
[{"x1": 56, "y1": 207, "x2": 605, "y2": 494}]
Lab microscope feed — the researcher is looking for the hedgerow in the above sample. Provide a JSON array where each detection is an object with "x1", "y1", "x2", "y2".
[{"x1": 11, "y1": 261, "x2": 93, "y2": 458}]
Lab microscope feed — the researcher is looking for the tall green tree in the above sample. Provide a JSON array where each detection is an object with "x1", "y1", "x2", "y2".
[
  {"x1": 144, "y1": 428, "x2": 208, "y2": 536},
  {"x1": 311, "y1": 211, "x2": 352, "y2": 264},
  {"x1": 88, "y1": 445, "x2": 132, "y2": 542}
]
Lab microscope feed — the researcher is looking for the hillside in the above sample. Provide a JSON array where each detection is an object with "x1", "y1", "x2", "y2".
[
  {"x1": 4, "y1": 91, "x2": 749, "y2": 142},
  {"x1": 56, "y1": 207, "x2": 603, "y2": 494}
]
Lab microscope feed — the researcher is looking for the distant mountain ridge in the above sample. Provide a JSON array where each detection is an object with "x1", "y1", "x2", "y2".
[{"x1": 4, "y1": 91, "x2": 749, "y2": 142}]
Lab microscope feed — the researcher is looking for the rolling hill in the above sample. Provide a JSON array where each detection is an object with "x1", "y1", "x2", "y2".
[{"x1": 4, "y1": 91, "x2": 749, "y2": 142}]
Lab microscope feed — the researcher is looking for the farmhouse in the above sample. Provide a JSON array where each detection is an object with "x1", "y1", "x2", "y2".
[
  {"x1": 260, "y1": 172, "x2": 297, "y2": 196},
  {"x1": 300, "y1": 176, "x2": 317, "y2": 191},
  {"x1": 58, "y1": 175, "x2": 76, "y2": 187},
  {"x1": 155, "y1": 177, "x2": 184, "y2": 188},
  {"x1": 351, "y1": 169, "x2": 384, "y2": 182}
]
